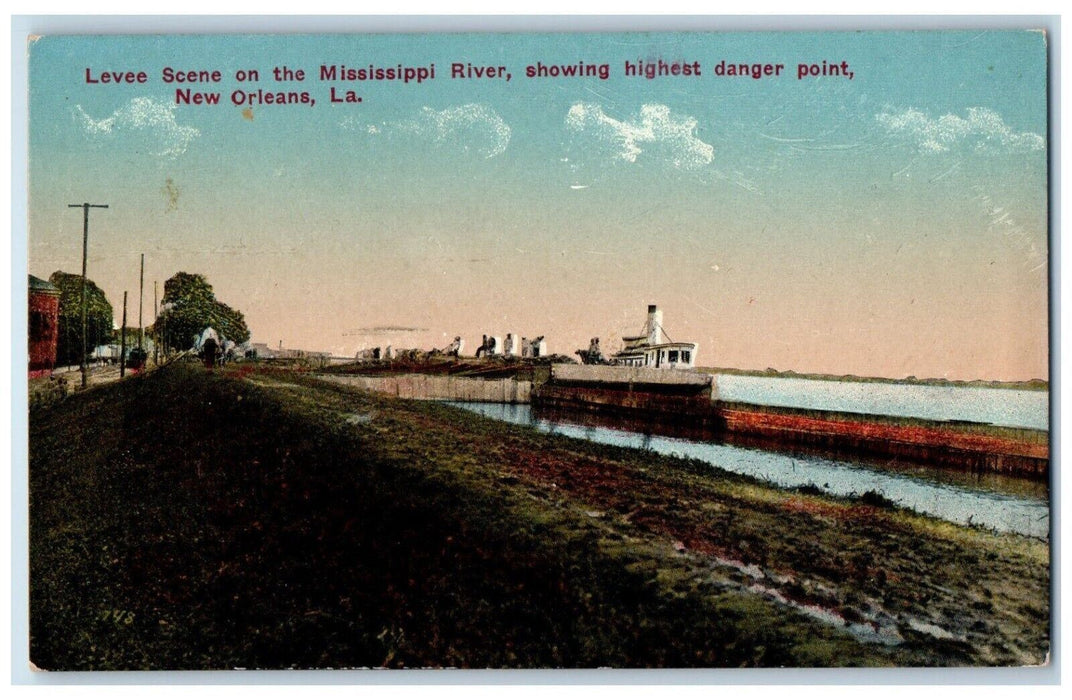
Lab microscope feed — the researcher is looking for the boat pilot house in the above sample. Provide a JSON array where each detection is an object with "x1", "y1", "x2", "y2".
[{"x1": 613, "y1": 305, "x2": 698, "y2": 369}]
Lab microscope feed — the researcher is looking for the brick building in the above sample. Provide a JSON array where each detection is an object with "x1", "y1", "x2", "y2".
[{"x1": 28, "y1": 274, "x2": 60, "y2": 377}]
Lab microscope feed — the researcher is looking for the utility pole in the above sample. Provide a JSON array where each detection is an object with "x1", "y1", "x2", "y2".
[
  {"x1": 153, "y1": 281, "x2": 159, "y2": 365},
  {"x1": 68, "y1": 202, "x2": 109, "y2": 389},
  {"x1": 120, "y1": 291, "x2": 128, "y2": 378},
  {"x1": 138, "y1": 253, "x2": 145, "y2": 350}
]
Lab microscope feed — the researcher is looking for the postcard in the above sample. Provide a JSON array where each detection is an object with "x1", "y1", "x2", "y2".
[{"x1": 23, "y1": 28, "x2": 1050, "y2": 672}]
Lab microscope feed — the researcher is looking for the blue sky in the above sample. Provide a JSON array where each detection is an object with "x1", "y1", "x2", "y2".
[{"x1": 27, "y1": 30, "x2": 1049, "y2": 379}]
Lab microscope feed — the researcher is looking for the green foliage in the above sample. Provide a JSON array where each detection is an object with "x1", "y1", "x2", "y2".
[
  {"x1": 49, "y1": 271, "x2": 114, "y2": 366},
  {"x1": 114, "y1": 326, "x2": 143, "y2": 346},
  {"x1": 158, "y1": 272, "x2": 250, "y2": 350}
]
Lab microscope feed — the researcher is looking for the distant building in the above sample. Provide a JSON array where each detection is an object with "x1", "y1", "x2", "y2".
[
  {"x1": 250, "y1": 342, "x2": 275, "y2": 359},
  {"x1": 28, "y1": 275, "x2": 60, "y2": 377},
  {"x1": 612, "y1": 305, "x2": 697, "y2": 369},
  {"x1": 252, "y1": 341, "x2": 329, "y2": 362},
  {"x1": 92, "y1": 341, "x2": 155, "y2": 366}
]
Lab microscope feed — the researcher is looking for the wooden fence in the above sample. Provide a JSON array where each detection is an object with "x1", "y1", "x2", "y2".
[{"x1": 317, "y1": 373, "x2": 532, "y2": 403}]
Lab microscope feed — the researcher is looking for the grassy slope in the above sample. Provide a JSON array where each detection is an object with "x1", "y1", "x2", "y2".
[{"x1": 29, "y1": 365, "x2": 1049, "y2": 670}]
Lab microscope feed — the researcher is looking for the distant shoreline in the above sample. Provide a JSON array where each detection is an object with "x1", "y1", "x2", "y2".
[{"x1": 699, "y1": 367, "x2": 1049, "y2": 392}]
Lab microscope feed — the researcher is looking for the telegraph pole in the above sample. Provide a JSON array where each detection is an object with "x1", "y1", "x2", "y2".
[
  {"x1": 68, "y1": 202, "x2": 109, "y2": 389},
  {"x1": 138, "y1": 253, "x2": 145, "y2": 350},
  {"x1": 120, "y1": 291, "x2": 128, "y2": 378},
  {"x1": 153, "y1": 281, "x2": 159, "y2": 365}
]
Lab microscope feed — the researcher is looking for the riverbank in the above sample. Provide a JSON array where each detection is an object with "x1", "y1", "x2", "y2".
[
  {"x1": 534, "y1": 372, "x2": 1048, "y2": 480},
  {"x1": 457, "y1": 401, "x2": 1048, "y2": 537},
  {"x1": 316, "y1": 362, "x2": 1049, "y2": 480},
  {"x1": 29, "y1": 365, "x2": 1049, "y2": 669}
]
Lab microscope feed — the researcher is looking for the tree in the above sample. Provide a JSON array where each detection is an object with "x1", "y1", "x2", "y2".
[
  {"x1": 157, "y1": 272, "x2": 250, "y2": 351},
  {"x1": 49, "y1": 271, "x2": 114, "y2": 366}
]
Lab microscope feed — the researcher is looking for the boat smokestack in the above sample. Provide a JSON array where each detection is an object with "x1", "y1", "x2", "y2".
[{"x1": 647, "y1": 304, "x2": 663, "y2": 345}]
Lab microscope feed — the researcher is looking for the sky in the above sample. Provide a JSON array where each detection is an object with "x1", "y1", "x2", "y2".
[{"x1": 26, "y1": 30, "x2": 1050, "y2": 381}]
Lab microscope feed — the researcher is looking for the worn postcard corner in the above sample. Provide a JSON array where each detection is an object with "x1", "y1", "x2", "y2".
[{"x1": 24, "y1": 27, "x2": 1050, "y2": 673}]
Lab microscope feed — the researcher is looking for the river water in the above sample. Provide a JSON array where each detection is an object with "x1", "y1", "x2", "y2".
[
  {"x1": 715, "y1": 374, "x2": 1049, "y2": 430},
  {"x1": 449, "y1": 402, "x2": 1050, "y2": 540}
]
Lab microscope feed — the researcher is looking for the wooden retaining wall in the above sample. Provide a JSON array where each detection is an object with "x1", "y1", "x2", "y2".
[
  {"x1": 317, "y1": 373, "x2": 532, "y2": 403},
  {"x1": 533, "y1": 385, "x2": 1049, "y2": 481},
  {"x1": 715, "y1": 403, "x2": 1048, "y2": 479},
  {"x1": 716, "y1": 400, "x2": 1048, "y2": 446}
]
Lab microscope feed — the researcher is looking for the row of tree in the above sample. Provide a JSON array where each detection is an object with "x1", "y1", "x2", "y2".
[{"x1": 49, "y1": 270, "x2": 250, "y2": 366}]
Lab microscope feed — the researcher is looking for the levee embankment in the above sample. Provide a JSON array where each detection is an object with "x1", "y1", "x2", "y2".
[{"x1": 29, "y1": 366, "x2": 1050, "y2": 668}]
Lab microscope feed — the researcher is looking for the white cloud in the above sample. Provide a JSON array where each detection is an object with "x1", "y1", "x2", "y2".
[
  {"x1": 876, "y1": 107, "x2": 1044, "y2": 154},
  {"x1": 75, "y1": 97, "x2": 200, "y2": 158},
  {"x1": 356, "y1": 104, "x2": 511, "y2": 158},
  {"x1": 565, "y1": 102, "x2": 714, "y2": 170}
]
